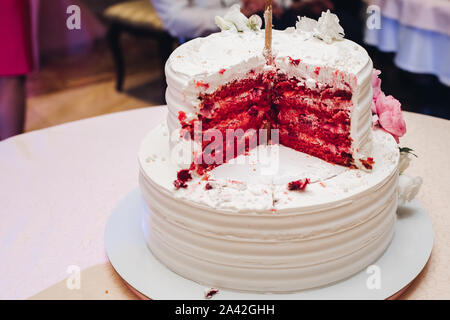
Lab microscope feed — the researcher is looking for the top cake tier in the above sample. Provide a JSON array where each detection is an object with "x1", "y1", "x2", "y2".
[
  {"x1": 166, "y1": 29, "x2": 372, "y2": 93},
  {"x1": 165, "y1": 24, "x2": 374, "y2": 169}
]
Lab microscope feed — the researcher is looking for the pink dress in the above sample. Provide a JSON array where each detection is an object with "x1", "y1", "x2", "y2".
[{"x1": 0, "y1": 0, "x2": 33, "y2": 76}]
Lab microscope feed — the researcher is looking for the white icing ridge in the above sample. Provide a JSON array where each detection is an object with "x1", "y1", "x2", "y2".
[{"x1": 138, "y1": 124, "x2": 399, "y2": 292}]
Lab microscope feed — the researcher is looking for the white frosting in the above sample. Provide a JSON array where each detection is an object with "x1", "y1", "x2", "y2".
[
  {"x1": 165, "y1": 28, "x2": 373, "y2": 168},
  {"x1": 138, "y1": 124, "x2": 399, "y2": 292}
]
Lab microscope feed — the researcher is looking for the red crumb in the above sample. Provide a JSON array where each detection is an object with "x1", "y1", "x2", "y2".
[
  {"x1": 205, "y1": 288, "x2": 219, "y2": 299},
  {"x1": 288, "y1": 57, "x2": 301, "y2": 66},
  {"x1": 319, "y1": 182, "x2": 326, "y2": 188},
  {"x1": 196, "y1": 165, "x2": 205, "y2": 176},
  {"x1": 288, "y1": 178, "x2": 310, "y2": 191},
  {"x1": 173, "y1": 169, "x2": 192, "y2": 189},
  {"x1": 195, "y1": 81, "x2": 210, "y2": 89},
  {"x1": 177, "y1": 169, "x2": 192, "y2": 181},
  {"x1": 314, "y1": 67, "x2": 321, "y2": 75},
  {"x1": 205, "y1": 183, "x2": 213, "y2": 190},
  {"x1": 219, "y1": 68, "x2": 226, "y2": 74},
  {"x1": 173, "y1": 180, "x2": 184, "y2": 189},
  {"x1": 360, "y1": 157, "x2": 375, "y2": 170},
  {"x1": 271, "y1": 208, "x2": 277, "y2": 212},
  {"x1": 178, "y1": 111, "x2": 187, "y2": 122}
]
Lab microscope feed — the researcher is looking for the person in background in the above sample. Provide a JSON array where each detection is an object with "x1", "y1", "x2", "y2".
[
  {"x1": 152, "y1": 0, "x2": 334, "y2": 40},
  {"x1": 0, "y1": 0, "x2": 33, "y2": 140}
]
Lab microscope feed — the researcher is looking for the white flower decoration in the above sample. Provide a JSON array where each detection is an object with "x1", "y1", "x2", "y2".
[
  {"x1": 296, "y1": 16, "x2": 318, "y2": 32},
  {"x1": 223, "y1": 4, "x2": 250, "y2": 32},
  {"x1": 295, "y1": 10, "x2": 344, "y2": 43},
  {"x1": 398, "y1": 152, "x2": 412, "y2": 175},
  {"x1": 372, "y1": 114, "x2": 379, "y2": 127},
  {"x1": 215, "y1": 5, "x2": 261, "y2": 33},
  {"x1": 314, "y1": 10, "x2": 345, "y2": 44},
  {"x1": 215, "y1": 16, "x2": 236, "y2": 32},
  {"x1": 398, "y1": 174, "x2": 423, "y2": 206},
  {"x1": 247, "y1": 14, "x2": 262, "y2": 31}
]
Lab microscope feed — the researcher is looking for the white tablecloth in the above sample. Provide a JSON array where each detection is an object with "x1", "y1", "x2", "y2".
[
  {"x1": 1, "y1": 106, "x2": 449, "y2": 299},
  {"x1": 364, "y1": 0, "x2": 450, "y2": 85}
]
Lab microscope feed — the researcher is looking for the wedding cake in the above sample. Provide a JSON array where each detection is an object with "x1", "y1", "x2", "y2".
[{"x1": 138, "y1": 7, "x2": 420, "y2": 293}]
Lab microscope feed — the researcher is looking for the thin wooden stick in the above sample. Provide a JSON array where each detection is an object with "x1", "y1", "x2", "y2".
[{"x1": 264, "y1": 0, "x2": 273, "y2": 62}]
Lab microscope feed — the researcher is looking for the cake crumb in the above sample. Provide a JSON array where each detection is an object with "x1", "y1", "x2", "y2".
[
  {"x1": 195, "y1": 81, "x2": 210, "y2": 89},
  {"x1": 288, "y1": 178, "x2": 310, "y2": 191},
  {"x1": 174, "y1": 169, "x2": 192, "y2": 189},
  {"x1": 314, "y1": 66, "x2": 321, "y2": 75},
  {"x1": 204, "y1": 288, "x2": 219, "y2": 299},
  {"x1": 288, "y1": 56, "x2": 301, "y2": 66},
  {"x1": 360, "y1": 157, "x2": 375, "y2": 170}
]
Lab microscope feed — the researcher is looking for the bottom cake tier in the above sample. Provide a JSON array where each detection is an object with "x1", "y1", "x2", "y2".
[{"x1": 138, "y1": 123, "x2": 400, "y2": 293}]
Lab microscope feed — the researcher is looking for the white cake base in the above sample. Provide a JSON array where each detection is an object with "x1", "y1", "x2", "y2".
[
  {"x1": 104, "y1": 189, "x2": 433, "y2": 300},
  {"x1": 138, "y1": 124, "x2": 401, "y2": 292}
]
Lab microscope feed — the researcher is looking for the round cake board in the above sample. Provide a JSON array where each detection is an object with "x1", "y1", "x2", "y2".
[{"x1": 104, "y1": 188, "x2": 433, "y2": 300}]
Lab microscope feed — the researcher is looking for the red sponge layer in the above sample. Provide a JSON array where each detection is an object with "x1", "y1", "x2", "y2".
[
  {"x1": 272, "y1": 76, "x2": 353, "y2": 166},
  {"x1": 180, "y1": 71, "x2": 354, "y2": 172}
]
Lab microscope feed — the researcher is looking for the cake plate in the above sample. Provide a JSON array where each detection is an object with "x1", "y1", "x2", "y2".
[{"x1": 104, "y1": 188, "x2": 433, "y2": 300}]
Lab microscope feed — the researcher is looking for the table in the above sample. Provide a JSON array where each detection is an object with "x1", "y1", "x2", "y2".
[
  {"x1": 364, "y1": 0, "x2": 450, "y2": 86},
  {"x1": 0, "y1": 106, "x2": 449, "y2": 299}
]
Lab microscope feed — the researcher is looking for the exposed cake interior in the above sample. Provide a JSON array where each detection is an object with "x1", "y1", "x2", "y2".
[
  {"x1": 179, "y1": 71, "x2": 274, "y2": 173},
  {"x1": 273, "y1": 73, "x2": 354, "y2": 166},
  {"x1": 179, "y1": 68, "x2": 355, "y2": 173}
]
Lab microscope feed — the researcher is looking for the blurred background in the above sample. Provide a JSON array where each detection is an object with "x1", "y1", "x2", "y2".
[{"x1": 0, "y1": 0, "x2": 448, "y2": 141}]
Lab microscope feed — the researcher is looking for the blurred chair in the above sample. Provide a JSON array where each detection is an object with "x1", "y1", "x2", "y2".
[{"x1": 103, "y1": 0, "x2": 175, "y2": 91}]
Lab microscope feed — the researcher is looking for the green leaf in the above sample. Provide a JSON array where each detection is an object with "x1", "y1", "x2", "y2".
[{"x1": 399, "y1": 147, "x2": 418, "y2": 157}]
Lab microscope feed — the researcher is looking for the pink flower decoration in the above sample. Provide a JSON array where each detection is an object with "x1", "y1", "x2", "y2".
[
  {"x1": 370, "y1": 68, "x2": 406, "y2": 142},
  {"x1": 372, "y1": 69, "x2": 382, "y2": 103},
  {"x1": 376, "y1": 93, "x2": 406, "y2": 142}
]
